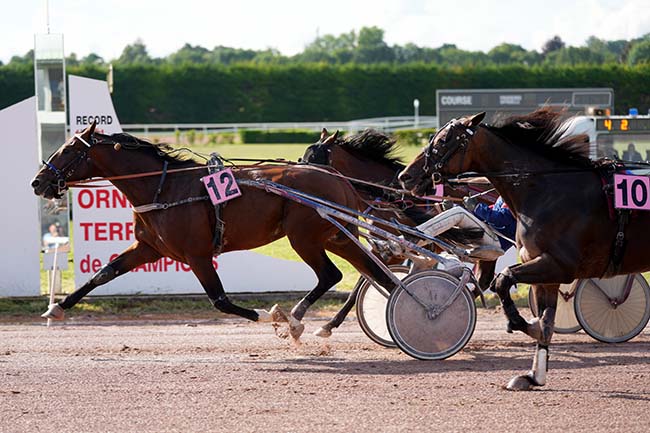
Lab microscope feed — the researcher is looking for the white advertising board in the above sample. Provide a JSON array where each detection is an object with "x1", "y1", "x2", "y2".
[
  {"x1": 68, "y1": 76, "x2": 317, "y2": 294},
  {"x1": 0, "y1": 97, "x2": 41, "y2": 296}
]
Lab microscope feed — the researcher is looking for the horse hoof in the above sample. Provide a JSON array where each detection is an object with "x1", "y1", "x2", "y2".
[
  {"x1": 526, "y1": 318, "x2": 544, "y2": 343},
  {"x1": 314, "y1": 327, "x2": 332, "y2": 338},
  {"x1": 269, "y1": 304, "x2": 289, "y2": 323},
  {"x1": 254, "y1": 309, "x2": 273, "y2": 322},
  {"x1": 41, "y1": 303, "x2": 65, "y2": 320},
  {"x1": 505, "y1": 375, "x2": 536, "y2": 391},
  {"x1": 288, "y1": 316, "x2": 305, "y2": 340}
]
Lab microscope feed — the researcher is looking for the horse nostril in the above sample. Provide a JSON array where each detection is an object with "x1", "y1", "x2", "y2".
[{"x1": 31, "y1": 179, "x2": 40, "y2": 188}]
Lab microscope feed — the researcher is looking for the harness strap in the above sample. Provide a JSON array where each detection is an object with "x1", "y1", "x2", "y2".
[
  {"x1": 608, "y1": 209, "x2": 630, "y2": 275},
  {"x1": 208, "y1": 153, "x2": 226, "y2": 255},
  {"x1": 151, "y1": 161, "x2": 169, "y2": 204}
]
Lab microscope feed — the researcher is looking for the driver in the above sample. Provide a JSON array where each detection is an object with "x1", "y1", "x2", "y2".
[{"x1": 373, "y1": 195, "x2": 516, "y2": 261}]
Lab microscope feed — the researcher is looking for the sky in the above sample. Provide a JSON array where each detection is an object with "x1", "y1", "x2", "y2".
[{"x1": 2, "y1": 0, "x2": 649, "y2": 63}]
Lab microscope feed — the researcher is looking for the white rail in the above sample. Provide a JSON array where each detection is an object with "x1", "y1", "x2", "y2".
[{"x1": 121, "y1": 116, "x2": 438, "y2": 136}]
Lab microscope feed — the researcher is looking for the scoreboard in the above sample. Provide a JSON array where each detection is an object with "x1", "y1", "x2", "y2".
[
  {"x1": 436, "y1": 88, "x2": 614, "y2": 126},
  {"x1": 591, "y1": 115, "x2": 650, "y2": 160},
  {"x1": 595, "y1": 117, "x2": 650, "y2": 132}
]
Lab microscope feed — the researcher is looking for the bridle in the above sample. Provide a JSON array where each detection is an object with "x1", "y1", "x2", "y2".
[
  {"x1": 422, "y1": 119, "x2": 478, "y2": 184},
  {"x1": 41, "y1": 133, "x2": 98, "y2": 195}
]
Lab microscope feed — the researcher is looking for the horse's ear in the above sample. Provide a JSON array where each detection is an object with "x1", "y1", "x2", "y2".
[
  {"x1": 323, "y1": 129, "x2": 339, "y2": 145},
  {"x1": 467, "y1": 112, "x2": 486, "y2": 127},
  {"x1": 84, "y1": 120, "x2": 97, "y2": 136},
  {"x1": 320, "y1": 128, "x2": 329, "y2": 142}
]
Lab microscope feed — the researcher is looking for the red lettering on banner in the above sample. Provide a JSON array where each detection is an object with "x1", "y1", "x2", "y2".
[
  {"x1": 78, "y1": 222, "x2": 135, "y2": 241},
  {"x1": 76, "y1": 188, "x2": 130, "y2": 209},
  {"x1": 79, "y1": 254, "x2": 103, "y2": 273},
  {"x1": 79, "y1": 254, "x2": 200, "y2": 274}
]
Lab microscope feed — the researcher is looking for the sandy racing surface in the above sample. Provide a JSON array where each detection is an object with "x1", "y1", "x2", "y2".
[{"x1": 2, "y1": 309, "x2": 649, "y2": 432}]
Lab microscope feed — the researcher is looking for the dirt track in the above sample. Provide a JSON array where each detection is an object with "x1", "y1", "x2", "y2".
[{"x1": 1, "y1": 309, "x2": 649, "y2": 433}]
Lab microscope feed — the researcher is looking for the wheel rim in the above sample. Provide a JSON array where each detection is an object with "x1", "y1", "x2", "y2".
[
  {"x1": 528, "y1": 282, "x2": 581, "y2": 333},
  {"x1": 576, "y1": 274, "x2": 650, "y2": 343},
  {"x1": 387, "y1": 270, "x2": 476, "y2": 360},
  {"x1": 356, "y1": 265, "x2": 409, "y2": 348}
]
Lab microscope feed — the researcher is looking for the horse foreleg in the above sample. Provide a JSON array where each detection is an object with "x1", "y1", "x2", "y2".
[
  {"x1": 187, "y1": 256, "x2": 260, "y2": 322},
  {"x1": 490, "y1": 254, "x2": 566, "y2": 339},
  {"x1": 42, "y1": 241, "x2": 161, "y2": 320},
  {"x1": 490, "y1": 253, "x2": 567, "y2": 390},
  {"x1": 507, "y1": 284, "x2": 558, "y2": 391}
]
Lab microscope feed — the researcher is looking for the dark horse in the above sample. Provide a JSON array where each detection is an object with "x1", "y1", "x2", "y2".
[
  {"x1": 31, "y1": 123, "x2": 396, "y2": 337},
  {"x1": 301, "y1": 128, "x2": 498, "y2": 338},
  {"x1": 398, "y1": 108, "x2": 650, "y2": 390}
]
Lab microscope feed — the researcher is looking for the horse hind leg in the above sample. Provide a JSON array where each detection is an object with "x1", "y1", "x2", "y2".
[
  {"x1": 314, "y1": 283, "x2": 360, "y2": 338},
  {"x1": 279, "y1": 235, "x2": 343, "y2": 340}
]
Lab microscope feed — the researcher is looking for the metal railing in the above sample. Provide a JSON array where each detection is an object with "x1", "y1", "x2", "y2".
[{"x1": 121, "y1": 116, "x2": 438, "y2": 136}]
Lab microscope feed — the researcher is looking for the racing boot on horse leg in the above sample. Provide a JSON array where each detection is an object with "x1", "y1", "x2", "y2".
[
  {"x1": 490, "y1": 257, "x2": 564, "y2": 390},
  {"x1": 507, "y1": 285, "x2": 557, "y2": 391}
]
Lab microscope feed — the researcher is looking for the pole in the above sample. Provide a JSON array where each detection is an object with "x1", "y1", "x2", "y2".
[
  {"x1": 413, "y1": 99, "x2": 420, "y2": 128},
  {"x1": 47, "y1": 244, "x2": 58, "y2": 328}
]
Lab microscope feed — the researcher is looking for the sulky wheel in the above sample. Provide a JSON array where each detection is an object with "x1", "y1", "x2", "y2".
[
  {"x1": 386, "y1": 269, "x2": 476, "y2": 360},
  {"x1": 528, "y1": 281, "x2": 581, "y2": 334},
  {"x1": 574, "y1": 274, "x2": 650, "y2": 343},
  {"x1": 355, "y1": 265, "x2": 410, "y2": 348}
]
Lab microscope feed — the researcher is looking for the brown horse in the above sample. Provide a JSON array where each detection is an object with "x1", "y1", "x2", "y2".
[
  {"x1": 31, "y1": 123, "x2": 396, "y2": 337},
  {"x1": 302, "y1": 128, "x2": 499, "y2": 338},
  {"x1": 398, "y1": 108, "x2": 650, "y2": 390}
]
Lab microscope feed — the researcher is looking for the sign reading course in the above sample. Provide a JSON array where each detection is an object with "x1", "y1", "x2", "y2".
[{"x1": 68, "y1": 76, "x2": 317, "y2": 294}]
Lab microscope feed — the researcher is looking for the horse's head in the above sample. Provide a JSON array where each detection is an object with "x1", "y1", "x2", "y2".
[
  {"x1": 399, "y1": 112, "x2": 485, "y2": 194},
  {"x1": 301, "y1": 128, "x2": 340, "y2": 165},
  {"x1": 31, "y1": 122, "x2": 98, "y2": 199}
]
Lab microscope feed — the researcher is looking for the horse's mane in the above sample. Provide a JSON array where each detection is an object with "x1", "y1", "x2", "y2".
[
  {"x1": 484, "y1": 108, "x2": 592, "y2": 167},
  {"x1": 337, "y1": 129, "x2": 405, "y2": 170},
  {"x1": 98, "y1": 132, "x2": 199, "y2": 166}
]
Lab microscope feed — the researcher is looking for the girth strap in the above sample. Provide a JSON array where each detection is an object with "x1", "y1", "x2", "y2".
[
  {"x1": 608, "y1": 209, "x2": 630, "y2": 275},
  {"x1": 208, "y1": 153, "x2": 226, "y2": 255}
]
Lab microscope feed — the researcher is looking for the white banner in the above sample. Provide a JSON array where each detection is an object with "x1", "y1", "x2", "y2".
[
  {"x1": 0, "y1": 97, "x2": 40, "y2": 296},
  {"x1": 68, "y1": 75, "x2": 317, "y2": 294}
]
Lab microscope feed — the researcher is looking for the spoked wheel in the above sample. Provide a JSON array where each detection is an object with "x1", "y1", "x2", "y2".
[
  {"x1": 386, "y1": 270, "x2": 476, "y2": 360},
  {"x1": 355, "y1": 265, "x2": 410, "y2": 348},
  {"x1": 574, "y1": 274, "x2": 650, "y2": 343},
  {"x1": 528, "y1": 281, "x2": 581, "y2": 334}
]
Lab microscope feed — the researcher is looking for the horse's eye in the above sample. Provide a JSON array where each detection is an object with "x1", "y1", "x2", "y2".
[{"x1": 62, "y1": 148, "x2": 71, "y2": 154}]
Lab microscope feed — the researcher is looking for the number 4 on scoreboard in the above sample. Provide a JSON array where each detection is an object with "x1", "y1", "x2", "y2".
[{"x1": 614, "y1": 174, "x2": 650, "y2": 210}]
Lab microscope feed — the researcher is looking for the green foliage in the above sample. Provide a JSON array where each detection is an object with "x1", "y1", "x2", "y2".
[
  {"x1": 240, "y1": 129, "x2": 320, "y2": 144},
  {"x1": 628, "y1": 40, "x2": 650, "y2": 65},
  {"x1": 186, "y1": 129, "x2": 196, "y2": 144},
  {"x1": 392, "y1": 128, "x2": 436, "y2": 147}
]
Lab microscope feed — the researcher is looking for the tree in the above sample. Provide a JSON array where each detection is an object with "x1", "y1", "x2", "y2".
[
  {"x1": 117, "y1": 39, "x2": 153, "y2": 64},
  {"x1": 66, "y1": 53, "x2": 80, "y2": 66},
  {"x1": 8, "y1": 50, "x2": 34, "y2": 65},
  {"x1": 81, "y1": 53, "x2": 105, "y2": 65},
  {"x1": 628, "y1": 40, "x2": 650, "y2": 65},
  {"x1": 542, "y1": 35, "x2": 565, "y2": 56},
  {"x1": 353, "y1": 26, "x2": 394, "y2": 63},
  {"x1": 168, "y1": 43, "x2": 210, "y2": 64},
  {"x1": 488, "y1": 43, "x2": 528, "y2": 64}
]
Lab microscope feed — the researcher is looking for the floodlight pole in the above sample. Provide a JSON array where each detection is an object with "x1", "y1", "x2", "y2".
[{"x1": 413, "y1": 98, "x2": 420, "y2": 128}]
